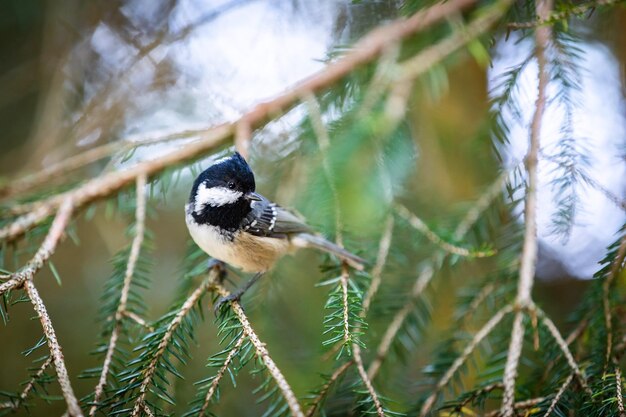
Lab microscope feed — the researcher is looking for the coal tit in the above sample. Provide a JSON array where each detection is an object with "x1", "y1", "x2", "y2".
[{"x1": 185, "y1": 152, "x2": 365, "y2": 303}]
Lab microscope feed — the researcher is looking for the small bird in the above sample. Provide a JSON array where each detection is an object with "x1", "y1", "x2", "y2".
[{"x1": 185, "y1": 152, "x2": 365, "y2": 306}]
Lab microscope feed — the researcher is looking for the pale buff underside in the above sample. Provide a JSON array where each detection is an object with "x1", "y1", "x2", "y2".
[{"x1": 186, "y1": 207, "x2": 291, "y2": 272}]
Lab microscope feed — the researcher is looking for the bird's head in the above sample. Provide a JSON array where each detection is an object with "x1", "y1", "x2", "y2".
[{"x1": 188, "y1": 152, "x2": 260, "y2": 229}]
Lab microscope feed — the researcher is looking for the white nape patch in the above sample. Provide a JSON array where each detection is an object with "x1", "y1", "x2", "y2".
[
  {"x1": 210, "y1": 155, "x2": 232, "y2": 166},
  {"x1": 194, "y1": 183, "x2": 242, "y2": 212}
]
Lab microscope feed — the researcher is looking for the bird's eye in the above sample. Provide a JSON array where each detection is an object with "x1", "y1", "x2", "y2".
[{"x1": 227, "y1": 181, "x2": 236, "y2": 190}]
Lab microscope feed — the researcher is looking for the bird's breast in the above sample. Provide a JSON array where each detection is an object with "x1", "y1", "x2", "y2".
[{"x1": 185, "y1": 206, "x2": 289, "y2": 272}]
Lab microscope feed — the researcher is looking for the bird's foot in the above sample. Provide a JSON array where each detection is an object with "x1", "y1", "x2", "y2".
[
  {"x1": 213, "y1": 289, "x2": 244, "y2": 315},
  {"x1": 212, "y1": 272, "x2": 264, "y2": 316}
]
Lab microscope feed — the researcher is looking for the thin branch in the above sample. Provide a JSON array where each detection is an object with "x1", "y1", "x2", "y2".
[
  {"x1": 533, "y1": 304, "x2": 591, "y2": 395},
  {"x1": 500, "y1": 0, "x2": 551, "y2": 413},
  {"x1": 0, "y1": 199, "x2": 74, "y2": 296},
  {"x1": 0, "y1": 356, "x2": 54, "y2": 411},
  {"x1": 91, "y1": 174, "x2": 147, "y2": 417},
  {"x1": 485, "y1": 397, "x2": 546, "y2": 417},
  {"x1": 507, "y1": 0, "x2": 621, "y2": 29},
  {"x1": 419, "y1": 304, "x2": 514, "y2": 416},
  {"x1": 395, "y1": 204, "x2": 494, "y2": 258},
  {"x1": 122, "y1": 311, "x2": 153, "y2": 331},
  {"x1": 368, "y1": 170, "x2": 507, "y2": 380},
  {"x1": 0, "y1": 128, "x2": 205, "y2": 201},
  {"x1": 305, "y1": 360, "x2": 354, "y2": 417},
  {"x1": 368, "y1": 265, "x2": 433, "y2": 380},
  {"x1": 353, "y1": 344, "x2": 385, "y2": 417},
  {"x1": 362, "y1": 215, "x2": 394, "y2": 316},
  {"x1": 213, "y1": 282, "x2": 304, "y2": 417},
  {"x1": 198, "y1": 334, "x2": 247, "y2": 417},
  {"x1": 616, "y1": 366, "x2": 625, "y2": 417},
  {"x1": 454, "y1": 170, "x2": 508, "y2": 240},
  {"x1": 0, "y1": 0, "x2": 478, "y2": 244},
  {"x1": 24, "y1": 280, "x2": 83, "y2": 416},
  {"x1": 131, "y1": 275, "x2": 213, "y2": 417},
  {"x1": 398, "y1": 0, "x2": 514, "y2": 82},
  {"x1": 541, "y1": 373, "x2": 573, "y2": 417},
  {"x1": 305, "y1": 94, "x2": 343, "y2": 247},
  {"x1": 603, "y1": 233, "x2": 626, "y2": 370}
]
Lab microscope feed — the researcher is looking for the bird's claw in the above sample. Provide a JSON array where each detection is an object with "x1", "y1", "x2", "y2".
[{"x1": 213, "y1": 291, "x2": 243, "y2": 315}]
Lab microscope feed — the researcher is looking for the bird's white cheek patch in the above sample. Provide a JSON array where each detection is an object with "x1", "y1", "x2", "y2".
[{"x1": 195, "y1": 183, "x2": 242, "y2": 211}]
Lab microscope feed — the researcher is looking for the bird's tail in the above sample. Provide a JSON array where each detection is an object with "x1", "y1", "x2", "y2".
[{"x1": 291, "y1": 233, "x2": 366, "y2": 271}]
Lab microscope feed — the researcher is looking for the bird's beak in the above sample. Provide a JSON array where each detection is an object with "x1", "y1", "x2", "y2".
[{"x1": 244, "y1": 192, "x2": 262, "y2": 201}]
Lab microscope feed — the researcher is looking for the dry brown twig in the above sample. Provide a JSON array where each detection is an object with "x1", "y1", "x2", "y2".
[{"x1": 91, "y1": 174, "x2": 147, "y2": 417}]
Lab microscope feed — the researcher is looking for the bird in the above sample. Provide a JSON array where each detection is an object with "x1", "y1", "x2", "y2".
[{"x1": 185, "y1": 152, "x2": 365, "y2": 308}]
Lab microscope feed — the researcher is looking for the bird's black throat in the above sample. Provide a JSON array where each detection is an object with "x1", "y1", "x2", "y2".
[{"x1": 191, "y1": 199, "x2": 251, "y2": 232}]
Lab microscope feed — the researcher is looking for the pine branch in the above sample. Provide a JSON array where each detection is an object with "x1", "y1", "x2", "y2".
[
  {"x1": 602, "y1": 233, "x2": 626, "y2": 370},
  {"x1": 368, "y1": 171, "x2": 508, "y2": 380},
  {"x1": 0, "y1": 199, "x2": 74, "y2": 296},
  {"x1": 352, "y1": 343, "x2": 385, "y2": 417},
  {"x1": 0, "y1": 0, "x2": 478, "y2": 244},
  {"x1": 213, "y1": 282, "x2": 305, "y2": 417},
  {"x1": 542, "y1": 373, "x2": 573, "y2": 417},
  {"x1": 90, "y1": 174, "x2": 147, "y2": 417},
  {"x1": 532, "y1": 304, "x2": 590, "y2": 395},
  {"x1": 24, "y1": 279, "x2": 82, "y2": 416},
  {"x1": 305, "y1": 361, "x2": 354, "y2": 417},
  {"x1": 395, "y1": 204, "x2": 494, "y2": 258},
  {"x1": 507, "y1": 0, "x2": 623, "y2": 29},
  {"x1": 500, "y1": 0, "x2": 550, "y2": 413},
  {"x1": 0, "y1": 129, "x2": 205, "y2": 202},
  {"x1": 419, "y1": 304, "x2": 514, "y2": 416},
  {"x1": 130, "y1": 275, "x2": 213, "y2": 416},
  {"x1": 0, "y1": 355, "x2": 53, "y2": 411},
  {"x1": 362, "y1": 215, "x2": 394, "y2": 316},
  {"x1": 197, "y1": 334, "x2": 246, "y2": 417}
]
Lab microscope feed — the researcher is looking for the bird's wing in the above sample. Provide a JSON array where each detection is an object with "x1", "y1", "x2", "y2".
[{"x1": 241, "y1": 193, "x2": 311, "y2": 238}]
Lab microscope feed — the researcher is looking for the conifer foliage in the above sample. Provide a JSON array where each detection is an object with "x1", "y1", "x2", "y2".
[{"x1": 1, "y1": 1, "x2": 625, "y2": 416}]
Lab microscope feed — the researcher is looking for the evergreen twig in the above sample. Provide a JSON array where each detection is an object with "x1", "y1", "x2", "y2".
[
  {"x1": 90, "y1": 174, "x2": 147, "y2": 416},
  {"x1": 24, "y1": 279, "x2": 83, "y2": 417},
  {"x1": 213, "y1": 282, "x2": 305, "y2": 417},
  {"x1": 500, "y1": 0, "x2": 550, "y2": 414}
]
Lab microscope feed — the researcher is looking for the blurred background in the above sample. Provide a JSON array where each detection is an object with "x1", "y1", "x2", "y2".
[{"x1": 1, "y1": 0, "x2": 625, "y2": 415}]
